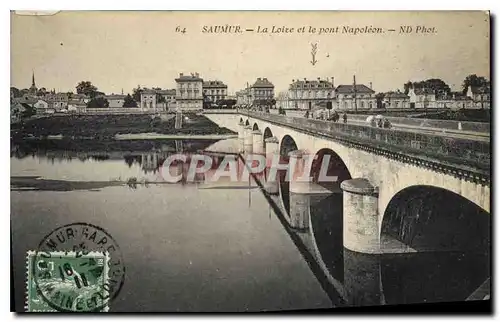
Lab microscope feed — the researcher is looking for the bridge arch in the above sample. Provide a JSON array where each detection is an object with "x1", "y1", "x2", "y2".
[
  {"x1": 380, "y1": 185, "x2": 490, "y2": 304},
  {"x1": 245, "y1": 119, "x2": 250, "y2": 126},
  {"x1": 381, "y1": 185, "x2": 490, "y2": 252},
  {"x1": 263, "y1": 127, "x2": 274, "y2": 151},
  {"x1": 252, "y1": 122, "x2": 259, "y2": 131},
  {"x1": 307, "y1": 148, "x2": 353, "y2": 283},
  {"x1": 278, "y1": 135, "x2": 298, "y2": 217},
  {"x1": 279, "y1": 135, "x2": 298, "y2": 157},
  {"x1": 309, "y1": 148, "x2": 352, "y2": 188},
  {"x1": 239, "y1": 117, "x2": 243, "y2": 123}
]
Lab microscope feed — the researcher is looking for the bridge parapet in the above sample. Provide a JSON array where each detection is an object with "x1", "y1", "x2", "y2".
[{"x1": 241, "y1": 111, "x2": 490, "y2": 185}]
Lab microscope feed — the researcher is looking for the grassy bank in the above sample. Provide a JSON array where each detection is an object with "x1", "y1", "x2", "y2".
[
  {"x1": 11, "y1": 113, "x2": 236, "y2": 139},
  {"x1": 11, "y1": 139, "x2": 221, "y2": 159},
  {"x1": 411, "y1": 109, "x2": 491, "y2": 123}
]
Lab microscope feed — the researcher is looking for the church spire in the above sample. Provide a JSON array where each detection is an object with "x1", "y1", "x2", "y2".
[{"x1": 29, "y1": 70, "x2": 38, "y2": 95}]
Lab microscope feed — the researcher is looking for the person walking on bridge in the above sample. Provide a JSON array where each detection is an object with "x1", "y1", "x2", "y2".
[{"x1": 343, "y1": 112, "x2": 347, "y2": 124}]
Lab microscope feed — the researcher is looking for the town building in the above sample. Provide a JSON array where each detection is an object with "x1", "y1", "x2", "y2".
[
  {"x1": 235, "y1": 88, "x2": 251, "y2": 107},
  {"x1": 105, "y1": 94, "x2": 126, "y2": 108},
  {"x1": 466, "y1": 85, "x2": 491, "y2": 109},
  {"x1": 33, "y1": 99, "x2": 53, "y2": 114},
  {"x1": 203, "y1": 80, "x2": 228, "y2": 103},
  {"x1": 288, "y1": 77, "x2": 335, "y2": 110},
  {"x1": 436, "y1": 92, "x2": 473, "y2": 110},
  {"x1": 156, "y1": 89, "x2": 177, "y2": 111},
  {"x1": 335, "y1": 83, "x2": 376, "y2": 110},
  {"x1": 140, "y1": 89, "x2": 157, "y2": 111},
  {"x1": 383, "y1": 90, "x2": 410, "y2": 109},
  {"x1": 175, "y1": 73, "x2": 203, "y2": 111},
  {"x1": 408, "y1": 87, "x2": 436, "y2": 109},
  {"x1": 276, "y1": 91, "x2": 290, "y2": 110},
  {"x1": 249, "y1": 78, "x2": 274, "y2": 106},
  {"x1": 67, "y1": 99, "x2": 87, "y2": 113},
  {"x1": 45, "y1": 92, "x2": 70, "y2": 111}
]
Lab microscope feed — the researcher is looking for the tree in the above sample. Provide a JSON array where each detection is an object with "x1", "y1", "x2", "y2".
[
  {"x1": 19, "y1": 88, "x2": 30, "y2": 97},
  {"x1": 462, "y1": 74, "x2": 489, "y2": 94},
  {"x1": 21, "y1": 104, "x2": 36, "y2": 118},
  {"x1": 132, "y1": 86, "x2": 143, "y2": 102},
  {"x1": 10, "y1": 87, "x2": 20, "y2": 98},
  {"x1": 375, "y1": 93, "x2": 385, "y2": 109},
  {"x1": 403, "y1": 79, "x2": 451, "y2": 97},
  {"x1": 424, "y1": 78, "x2": 451, "y2": 96},
  {"x1": 226, "y1": 99, "x2": 237, "y2": 109},
  {"x1": 403, "y1": 82, "x2": 413, "y2": 95},
  {"x1": 76, "y1": 81, "x2": 98, "y2": 97},
  {"x1": 87, "y1": 97, "x2": 109, "y2": 109},
  {"x1": 123, "y1": 94, "x2": 138, "y2": 107},
  {"x1": 37, "y1": 88, "x2": 48, "y2": 97}
]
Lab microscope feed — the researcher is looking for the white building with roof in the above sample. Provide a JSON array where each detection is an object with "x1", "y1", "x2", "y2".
[
  {"x1": 175, "y1": 73, "x2": 203, "y2": 111},
  {"x1": 335, "y1": 83, "x2": 376, "y2": 110},
  {"x1": 105, "y1": 94, "x2": 127, "y2": 108},
  {"x1": 203, "y1": 80, "x2": 228, "y2": 103},
  {"x1": 408, "y1": 87, "x2": 437, "y2": 109},
  {"x1": 383, "y1": 90, "x2": 410, "y2": 109},
  {"x1": 288, "y1": 77, "x2": 335, "y2": 110},
  {"x1": 140, "y1": 89, "x2": 157, "y2": 111}
]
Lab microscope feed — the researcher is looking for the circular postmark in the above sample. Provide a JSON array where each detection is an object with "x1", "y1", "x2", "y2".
[{"x1": 31, "y1": 223, "x2": 125, "y2": 312}]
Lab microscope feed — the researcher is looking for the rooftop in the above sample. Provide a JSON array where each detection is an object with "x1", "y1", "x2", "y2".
[
  {"x1": 156, "y1": 89, "x2": 176, "y2": 95},
  {"x1": 105, "y1": 94, "x2": 126, "y2": 100},
  {"x1": 290, "y1": 78, "x2": 334, "y2": 89},
  {"x1": 203, "y1": 80, "x2": 227, "y2": 88},
  {"x1": 14, "y1": 96, "x2": 37, "y2": 105},
  {"x1": 175, "y1": 72, "x2": 203, "y2": 82},
  {"x1": 251, "y1": 78, "x2": 274, "y2": 88},
  {"x1": 335, "y1": 84, "x2": 374, "y2": 94},
  {"x1": 384, "y1": 91, "x2": 409, "y2": 99},
  {"x1": 141, "y1": 89, "x2": 157, "y2": 94}
]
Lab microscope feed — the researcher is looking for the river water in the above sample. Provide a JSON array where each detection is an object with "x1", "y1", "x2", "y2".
[{"x1": 10, "y1": 138, "x2": 490, "y2": 312}]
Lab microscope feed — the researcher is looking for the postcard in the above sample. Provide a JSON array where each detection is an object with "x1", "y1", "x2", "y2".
[{"x1": 10, "y1": 10, "x2": 490, "y2": 313}]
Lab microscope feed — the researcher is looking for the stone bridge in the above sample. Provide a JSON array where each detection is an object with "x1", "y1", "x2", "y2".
[{"x1": 205, "y1": 111, "x2": 490, "y2": 256}]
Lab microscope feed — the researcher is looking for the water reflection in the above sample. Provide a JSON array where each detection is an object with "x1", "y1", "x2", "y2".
[{"x1": 261, "y1": 187, "x2": 490, "y2": 307}]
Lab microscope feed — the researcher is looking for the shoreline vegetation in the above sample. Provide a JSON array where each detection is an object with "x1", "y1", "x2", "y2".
[
  {"x1": 10, "y1": 176, "x2": 259, "y2": 192},
  {"x1": 10, "y1": 176, "x2": 175, "y2": 191},
  {"x1": 11, "y1": 113, "x2": 237, "y2": 140}
]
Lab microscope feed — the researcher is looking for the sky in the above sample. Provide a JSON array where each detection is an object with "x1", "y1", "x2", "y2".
[{"x1": 10, "y1": 11, "x2": 490, "y2": 95}]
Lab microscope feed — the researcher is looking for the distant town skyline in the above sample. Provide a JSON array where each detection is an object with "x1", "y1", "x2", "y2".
[{"x1": 11, "y1": 11, "x2": 490, "y2": 94}]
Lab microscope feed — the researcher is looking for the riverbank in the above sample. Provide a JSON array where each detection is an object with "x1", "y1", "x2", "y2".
[
  {"x1": 114, "y1": 133, "x2": 237, "y2": 140},
  {"x1": 11, "y1": 113, "x2": 236, "y2": 139}
]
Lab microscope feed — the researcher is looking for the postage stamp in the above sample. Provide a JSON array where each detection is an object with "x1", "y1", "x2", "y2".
[{"x1": 26, "y1": 251, "x2": 110, "y2": 312}]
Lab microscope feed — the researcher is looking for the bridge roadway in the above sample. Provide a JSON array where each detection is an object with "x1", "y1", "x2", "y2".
[
  {"x1": 239, "y1": 110, "x2": 489, "y2": 171},
  {"x1": 204, "y1": 109, "x2": 489, "y2": 141},
  {"x1": 346, "y1": 118, "x2": 489, "y2": 142}
]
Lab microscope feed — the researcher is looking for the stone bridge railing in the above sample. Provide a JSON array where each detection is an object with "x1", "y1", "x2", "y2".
[{"x1": 241, "y1": 111, "x2": 490, "y2": 184}]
